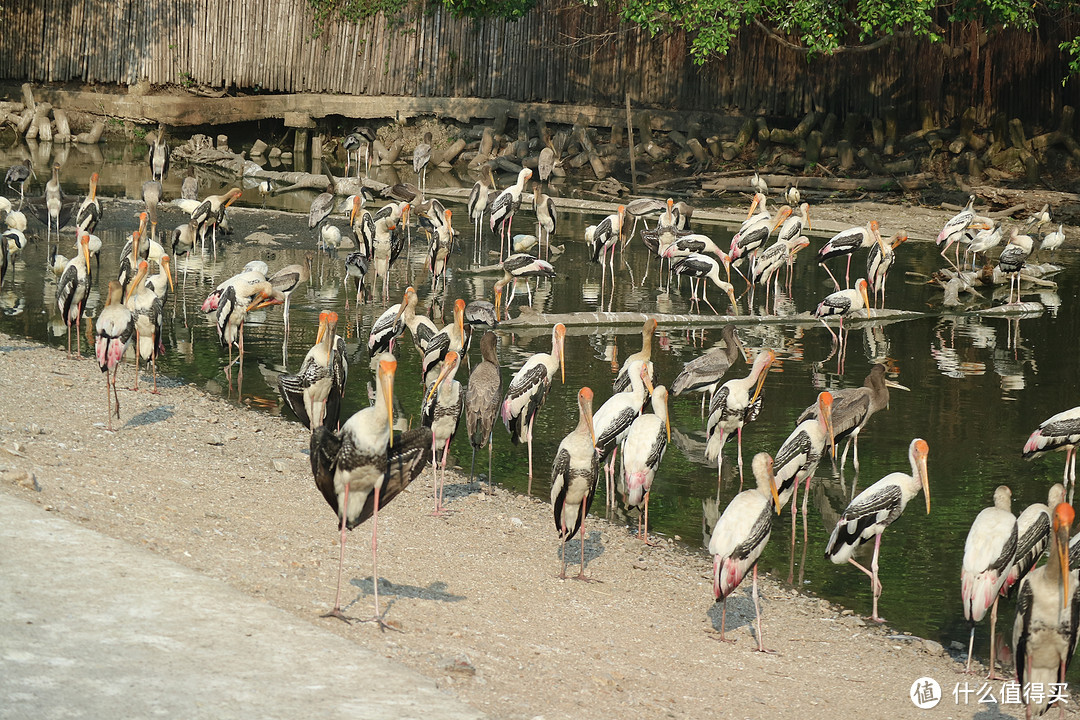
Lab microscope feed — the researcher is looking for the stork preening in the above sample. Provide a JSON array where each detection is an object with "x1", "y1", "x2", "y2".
[
  {"x1": 278, "y1": 312, "x2": 348, "y2": 431},
  {"x1": 825, "y1": 438, "x2": 930, "y2": 623},
  {"x1": 865, "y1": 231, "x2": 907, "y2": 308},
  {"x1": 149, "y1": 129, "x2": 170, "y2": 182},
  {"x1": 709, "y1": 452, "x2": 780, "y2": 650},
  {"x1": 670, "y1": 253, "x2": 738, "y2": 315},
  {"x1": 551, "y1": 387, "x2": 599, "y2": 580}
]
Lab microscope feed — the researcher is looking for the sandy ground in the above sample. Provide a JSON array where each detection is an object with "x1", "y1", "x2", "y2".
[{"x1": 0, "y1": 326, "x2": 1044, "y2": 720}]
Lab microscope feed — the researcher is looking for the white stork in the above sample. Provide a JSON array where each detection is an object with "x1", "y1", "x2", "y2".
[
  {"x1": 709, "y1": 452, "x2": 781, "y2": 650},
  {"x1": 825, "y1": 437, "x2": 930, "y2": 623},
  {"x1": 705, "y1": 349, "x2": 775, "y2": 489},
  {"x1": 192, "y1": 187, "x2": 242, "y2": 257},
  {"x1": 588, "y1": 205, "x2": 626, "y2": 307},
  {"x1": 44, "y1": 163, "x2": 63, "y2": 246},
  {"x1": 960, "y1": 485, "x2": 1017, "y2": 679},
  {"x1": 502, "y1": 323, "x2": 566, "y2": 491},
  {"x1": 621, "y1": 385, "x2": 670, "y2": 543},
  {"x1": 1039, "y1": 223, "x2": 1065, "y2": 261},
  {"x1": 125, "y1": 261, "x2": 166, "y2": 393},
  {"x1": 551, "y1": 387, "x2": 599, "y2": 580},
  {"x1": 421, "y1": 297, "x2": 466, "y2": 383},
  {"x1": 57, "y1": 234, "x2": 92, "y2": 358},
  {"x1": 966, "y1": 223, "x2": 1003, "y2": 268},
  {"x1": 532, "y1": 182, "x2": 557, "y2": 259},
  {"x1": 467, "y1": 166, "x2": 495, "y2": 263}
]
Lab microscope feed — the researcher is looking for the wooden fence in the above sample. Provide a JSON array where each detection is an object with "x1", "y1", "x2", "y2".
[{"x1": 2, "y1": 0, "x2": 1078, "y2": 130}]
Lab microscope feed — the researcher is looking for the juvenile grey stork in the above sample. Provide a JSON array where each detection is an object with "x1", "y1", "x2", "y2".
[
  {"x1": 5, "y1": 159, "x2": 32, "y2": 202},
  {"x1": 502, "y1": 323, "x2": 566, "y2": 491},
  {"x1": 57, "y1": 234, "x2": 92, "y2": 358},
  {"x1": 278, "y1": 312, "x2": 348, "y2": 431},
  {"x1": 613, "y1": 318, "x2": 657, "y2": 393},
  {"x1": 825, "y1": 437, "x2": 930, "y2": 623},
  {"x1": 493, "y1": 253, "x2": 556, "y2": 320},
  {"x1": 44, "y1": 163, "x2": 64, "y2": 245},
  {"x1": 593, "y1": 360, "x2": 652, "y2": 507},
  {"x1": 671, "y1": 253, "x2": 738, "y2": 315},
  {"x1": 309, "y1": 355, "x2": 429, "y2": 627},
  {"x1": 466, "y1": 331, "x2": 502, "y2": 490},
  {"x1": 94, "y1": 281, "x2": 135, "y2": 431},
  {"x1": 865, "y1": 230, "x2": 908, "y2": 308},
  {"x1": 817, "y1": 220, "x2": 885, "y2": 290},
  {"x1": 588, "y1": 205, "x2": 626, "y2": 306},
  {"x1": 1012, "y1": 502, "x2": 1079, "y2": 719},
  {"x1": 998, "y1": 227, "x2": 1034, "y2": 305},
  {"x1": 795, "y1": 363, "x2": 907, "y2": 478},
  {"x1": 489, "y1": 167, "x2": 532, "y2": 260},
  {"x1": 551, "y1": 387, "x2": 599, "y2": 580},
  {"x1": 421, "y1": 298, "x2": 466, "y2": 384},
  {"x1": 709, "y1": 452, "x2": 780, "y2": 649},
  {"x1": 532, "y1": 182, "x2": 556, "y2": 259},
  {"x1": 125, "y1": 261, "x2": 166, "y2": 392},
  {"x1": 367, "y1": 292, "x2": 409, "y2": 357},
  {"x1": 75, "y1": 172, "x2": 101, "y2": 235},
  {"x1": 467, "y1": 165, "x2": 496, "y2": 263},
  {"x1": 308, "y1": 183, "x2": 337, "y2": 232},
  {"x1": 706, "y1": 349, "x2": 774, "y2": 488},
  {"x1": 181, "y1": 167, "x2": 198, "y2": 200},
  {"x1": 412, "y1": 131, "x2": 433, "y2": 193},
  {"x1": 149, "y1": 129, "x2": 170, "y2": 182},
  {"x1": 142, "y1": 180, "x2": 163, "y2": 242},
  {"x1": 422, "y1": 350, "x2": 464, "y2": 515},
  {"x1": 192, "y1": 187, "x2": 242, "y2": 256},
  {"x1": 961, "y1": 485, "x2": 1017, "y2": 679},
  {"x1": 672, "y1": 325, "x2": 744, "y2": 412},
  {"x1": 773, "y1": 391, "x2": 835, "y2": 555},
  {"x1": 621, "y1": 385, "x2": 670, "y2": 543},
  {"x1": 1024, "y1": 407, "x2": 1080, "y2": 504}
]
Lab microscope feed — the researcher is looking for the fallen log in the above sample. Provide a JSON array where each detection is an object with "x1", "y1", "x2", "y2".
[{"x1": 702, "y1": 173, "x2": 933, "y2": 192}]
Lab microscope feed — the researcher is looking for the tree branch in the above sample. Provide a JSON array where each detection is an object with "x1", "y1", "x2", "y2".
[{"x1": 752, "y1": 18, "x2": 911, "y2": 55}]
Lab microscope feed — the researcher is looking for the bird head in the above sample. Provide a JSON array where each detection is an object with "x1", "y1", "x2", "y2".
[
  {"x1": 578, "y1": 387, "x2": 596, "y2": 446},
  {"x1": 553, "y1": 323, "x2": 567, "y2": 383},
  {"x1": 912, "y1": 438, "x2": 930, "y2": 514}
]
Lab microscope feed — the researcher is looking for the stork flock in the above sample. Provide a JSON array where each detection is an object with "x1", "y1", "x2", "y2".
[{"x1": 5, "y1": 144, "x2": 1080, "y2": 716}]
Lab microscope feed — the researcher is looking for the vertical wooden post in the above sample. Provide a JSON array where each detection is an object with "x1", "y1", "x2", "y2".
[{"x1": 625, "y1": 92, "x2": 636, "y2": 194}]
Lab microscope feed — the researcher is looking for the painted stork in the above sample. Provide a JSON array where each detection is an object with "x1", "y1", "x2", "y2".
[
  {"x1": 422, "y1": 350, "x2": 464, "y2": 515},
  {"x1": 309, "y1": 355, "x2": 429, "y2": 627},
  {"x1": 670, "y1": 253, "x2": 738, "y2": 315},
  {"x1": 593, "y1": 360, "x2": 652, "y2": 507},
  {"x1": 368, "y1": 292, "x2": 409, "y2": 357},
  {"x1": 705, "y1": 348, "x2": 775, "y2": 488},
  {"x1": 149, "y1": 129, "x2": 170, "y2": 181},
  {"x1": 412, "y1": 131, "x2": 433, "y2": 193},
  {"x1": 998, "y1": 227, "x2": 1034, "y2": 305},
  {"x1": 94, "y1": 281, "x2": 135, "y2": 431},
  {"x1": 1012, "y1": 502, "x2": 1079, "y2": 719},
  {"x1": 142, "y1": 180, "x2": 162, "y2": 242},
  {"x1": 937, "y1": 195, "x2": 976, "y2": 248},
  {"x1": 1010, "y1": 484, "x2": 1067, "y2": 593},
  {"x1": 344, "y1": 250, "x2": 370, "y2": 307},
  {"x1": 814, "y1": 278, "x2": 871, "y2": 365},
  {"x1": 125, "y1": 261, "x2": 166, "y2": 392},
  {"x1": 709, "y1": 452, "x2": 780, "y2": 650},
  {"x1": 1039, "y1": 223, "x2": 1065, "y2": 260},
  {"x1": 588, "y1": 205, "x2": 626, "y2": 306},
  {"x1": 796, "y1": 363, "x2": 907, "y2": 477},
  {"x1": 613, "y1": 318, "x2": 657, "y2": 393},
  {"x1": 961, "y1": 485, "x2": 1018, "y2": 679},
  {"x1": 490, "y1": 167, "x2": 532, "y2": 260},
  {"x1": 1024, "y1": 407, "x2": 1080, "y2": 504},
  {"x1": 532, "y1": 182, "x2": 557, "y2": 259},
  {"x1": 57, "y1": 234, "x2": 92, "y2": 358},
  {"x1": 774, "y1": 391, "x2": 835, "y2": 554},
  {"x1": 308, "y1": 183, "x2": 337, "y2": 230},
  {"x1": 817, "y1": 220, "x2": 885, "y2": 290},
  {"x1": 866, "y1": 231, "x2": 908, "y2": 308},
  {"x1": 672, "y1": 325, "x2": 744, "y2": 405},
  {"x1": 278, "y1": 312, "x2": 348, "y2": 431},
  {"x1": 776, "y1": 202, "x2": 810, "y2": 245},
  {"x1": 965, "y1": 223, "x2": 1003, "y2": 269},
  {"x1": 269, "y1": 258, "x2": 312, "y2": 344},
  {"x1": 400, "y1": 286, "x2": 437, "y2": 353},
  {"x1": 730, "y1": 204, "x2": 791, "y2": 280},
  {"x1": 465, "y1": 331, "x2": 502, "y2": 490},
  {"x1": 621, "y1": 385, "x2": 670, "y2": 543},
  {"x1": 216, "y1": 284, "x2": 281, "y2": 375},
  {"x1": 44, "y1": 163, "x2": 64, "y2": 245},
  {"x1": 751, "y1": 235, "x2": 810, "y2": 313},
  {"x1": 75, "y1": 172, "x2": 101, "y2": 235},
  {"x1": 493, "y1": 253, "x2": 555, "y2": 320},
  {"x1": 192, "y1": 187, "x2": 242, "y2": 256},
  {"x1": 551, "y1": 386, "x2": 599, "y2": 580},
  {"x1": 467, "y1": 165, "x2": 495, "y2": 263},
  {"x1": 825, "y1": 437, "x2": 930, "y2": 623},
  {"x1": 502, "y1": 323, "x2": 566, "y2": 492},
  {"x1": 421, "y1": 298, "x2": 466, "y2": 383}
]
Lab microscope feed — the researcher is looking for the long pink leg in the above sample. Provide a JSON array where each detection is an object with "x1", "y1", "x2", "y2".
[
  {"x1": 323, "y1": 483, "x2": 353, "y2": 623},
  {"x1": 987, "y1": 598, "x2": 1004, "y2": 680}
]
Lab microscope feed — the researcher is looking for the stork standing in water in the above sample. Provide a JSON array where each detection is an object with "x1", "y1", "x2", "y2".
[
  {"x1": 773, "y1": 391, "x2": 835, "y2": 560},
  {"x1": 865, "y1": 230, "x2": 907, "y2": 308},
  {"x1": 1012, "y1": 502, "x2": 1079, "y2": 720},
  {"x1": 672, "y1": 325, "x2": 743, "y2": 414},
  {"x1": 706, "y1": 349, "x2": 775, "y2": 489},
  {"x1": 709, "y1": 452, "x2": 780, "y2": 650},
  {"x1": 936, "y1": 195, "x2": 978, "y2": 270},
  {"x1": 5, "y1": 159, "x2": 32, "y2": 202},
  {"x1": 466, "y1": 331, "x2": 502, "y2": 492},
  {"x1": 502, "y1": 323, "x2": 566, "y2": 493},
  {"x1": 551, "y1": 387, "x2": 599, "y2": 580},
  {"x1": 998, "y1": 227, "x2": 1034, "y2": 305},
  {"x1": 44, "y1": 163, "x2": 64, "y2": 246},
  {"x1": 75, "y1": 172, "x2": 101, "y2": 235},
  {"x1": 467, "y1": 166, "x2": 495, "y2": 264},
  {"x1": 58, "y1": 234, "x2": 92, "y2": 358},
  {"x1": 423, "y1": 350, "x2": 464, "y2": 515},
  {"x1": 1024, "y1": 407, "x2": 1080, "y2": 504},
  {"x1": 613, "y1": 318, "x2": 657, "y2": 393},
  {"x1": 413, "y1": 131, "x2": 432, "y2": 194},
  {"x1": 796, "y1": 363, "x2": 906, "y2": 479},
  {"x1": 817, "y1": 220, "x2": 884, "y2": 290},
  {"x1": 621, "y1": 385, "x2": 670, "y2": 543},
  {"x1": 588, "y1": 205, "x2": 626, "y2": 309},
  {"x1": 309, "y1": 355, "x2": 429, "y2": 627},
  {"x1": 94, "y1": 281, "x2": 135, "y2": 431},
  {"x1": 401, "y1": 286, "x2": 438, "y2": 353},
  {"x1": 493, "y1": 253, "x2": 556, "y2": 320},
  {"x1": 149, "y1": 129, "x2": 170, "y2": 182},
  {"x1": 490, "y1": 167, "x2": 532, "y2": 261},
  {"x1": 670, "y1": 253, "x2": 738, "y2": 315},
  {"x1": 269, "y1": 257, "x2": 312, "y2": 347},
  {"x1": 192, "y1": 187, "x2": 242, "y2": 257},
  {"x1": 278, "y1": 312, "x2": 348, "y2": 431},
  {"x1": 367, "y1": 292, "x2": 409, "y2": 357},
  {"x1": 532, "y1": 182, "x2": 556, "y2": 260},
  {"x1": 814, "y1": 278, "x2": 871, "y2": 372},
  {"x1": 960, "y1": 485, "x2": 1018, "y2": 679},
  {"x1": 825, "y1": 438, "x2": 930, "y2": 623},
  {"x1": 593, "y1": 360, "x2": 652, "y2": 508},
  {"x1": 421, "y1": 298, "x2": 466, "y2": 385}
]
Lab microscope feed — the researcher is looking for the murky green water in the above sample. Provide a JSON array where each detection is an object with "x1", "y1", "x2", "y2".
[{"x1": 3, "y1": 141, "x2": 1078, "y2": 665}]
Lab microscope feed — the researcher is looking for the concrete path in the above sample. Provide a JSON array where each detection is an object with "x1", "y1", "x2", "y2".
[{"x1": 0, "y1": 493, "x2": 483, "y2": 720}]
